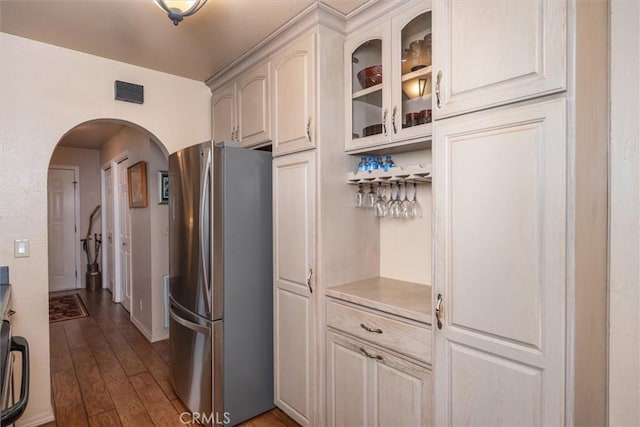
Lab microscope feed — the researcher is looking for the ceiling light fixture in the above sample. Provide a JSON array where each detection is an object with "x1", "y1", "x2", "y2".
[{"x1": 155, "y1": 0, "x2": 208, "y2": 26}]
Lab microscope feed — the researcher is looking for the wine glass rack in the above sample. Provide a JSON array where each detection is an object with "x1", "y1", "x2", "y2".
[{"x1": 347, "y1": 163, "x2": 432, "y2": 184}]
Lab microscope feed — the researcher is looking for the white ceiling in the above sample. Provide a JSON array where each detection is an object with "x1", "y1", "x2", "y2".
[
  {"x1": 0, "y1": 0, "x2": 369, "y2": 82},
  {"x1": 2, "y1": 0, "x2": 370, "y2": 149}
]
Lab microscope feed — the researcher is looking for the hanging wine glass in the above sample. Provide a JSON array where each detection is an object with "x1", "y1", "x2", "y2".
[
  {"x1": 374, "y1": 183, "x2": 387, "y2": 217},
  {"x1": 355, "y1": 183, "x2": 364, "y2": 208},
  {"x1": 401, "y1": 182, "x2": 412, "y2": 218},
  {"x1": 386, "y1": 183, "x2": 396, "y2": 213},
  {"x1": 365, "y1": 183, "x2": 376, "y2": 208},
  {"x1": 390, "y1": 182, "x2": 403, "y2": 218},
  {"x1": 410, "y1": 182, "x2": 422, "y2": 218}
]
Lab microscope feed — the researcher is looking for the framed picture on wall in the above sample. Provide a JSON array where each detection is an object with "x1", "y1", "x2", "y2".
[
  {"x1": 127, "y1": 161, "x2": 148, "y2": 208},
  {"x1": 158, "y1": 170, "x2": 169, "y2": 204}
]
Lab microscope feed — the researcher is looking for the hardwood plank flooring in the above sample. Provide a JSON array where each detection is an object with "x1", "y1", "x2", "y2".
[{"x1": 48, "y1": 289, "x2": 299, "y2": 427}]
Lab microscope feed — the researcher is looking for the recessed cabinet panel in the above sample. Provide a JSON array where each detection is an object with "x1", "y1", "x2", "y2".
[
  {"x1": 237, "y1": 61, "x2": 271, "y2": 147},
  {"x1": 327, "y1": 332, "x2": 369, "y2": 427},
  {"x1": 272, "y1": 33, "x2": 316, "y2": 156},
  {"x1": 276, "y1": 288, "x2": 311, "y2": 422},
  {"x1": 449, "y1": 343, "x2": 542, "y2": 426},
  {"x1": 274, "y1": 159, "x2": 311, "y2": 287},
  {"x1": 450, "y1": 122, "x2": 541, "y2": 347},
  {"x1": 212, "y1": 83, "x2": 235, "y2": 143},
  {"x1": 375, "y1": 356, "x2": 427, "y2": 427},
  {"x1": 434, "y1": 100, "x2": 566, "y2": 426},
  {"x1": 433, "y1": 0, "x2": 566, "y2": 118}
]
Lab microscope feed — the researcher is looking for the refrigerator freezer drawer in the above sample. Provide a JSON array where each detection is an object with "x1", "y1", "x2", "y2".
[{"x1": 170, "y1": 307, "x2": 223, "y2": 426}]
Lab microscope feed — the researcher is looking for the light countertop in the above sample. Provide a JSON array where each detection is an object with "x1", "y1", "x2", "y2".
[{"x1": 325, "y1": 277, "x2": 432, "y2": 325}]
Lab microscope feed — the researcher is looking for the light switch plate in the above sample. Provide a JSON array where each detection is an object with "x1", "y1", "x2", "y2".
[{"x1": 14, "y1": 239, "x2": 30, "y2": 258}]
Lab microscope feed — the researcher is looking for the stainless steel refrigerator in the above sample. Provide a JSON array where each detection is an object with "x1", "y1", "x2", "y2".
[{"x1": 168, "y1": 141, "x2": 273, "y2": 426}]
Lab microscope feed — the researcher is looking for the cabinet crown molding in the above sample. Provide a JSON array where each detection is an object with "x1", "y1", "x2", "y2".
[{"x1": 206, "y1": 2, "x2": 347, "y2": 91}]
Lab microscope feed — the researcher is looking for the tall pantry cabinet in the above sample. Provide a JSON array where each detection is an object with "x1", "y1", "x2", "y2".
[{"x1": 431, "y1": 0, "x2": 607, "y2": 426}]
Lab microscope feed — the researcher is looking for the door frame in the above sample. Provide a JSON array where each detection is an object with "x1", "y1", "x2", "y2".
[
  {"x1": 48, "y1": 164, "x2": 82, "y2": 290},
  {"x1": 101, "y1": 151, "x2": 128, "y2": 303}
]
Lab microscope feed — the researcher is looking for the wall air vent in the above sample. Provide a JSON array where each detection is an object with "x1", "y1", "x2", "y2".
[{"x1": 115, "y1": 80, "x2": 144, "y2": 104}]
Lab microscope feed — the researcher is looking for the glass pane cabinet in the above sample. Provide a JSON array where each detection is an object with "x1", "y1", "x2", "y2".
[{"x1": 345, "y1": 3, "x2": 432, "y2": 153}]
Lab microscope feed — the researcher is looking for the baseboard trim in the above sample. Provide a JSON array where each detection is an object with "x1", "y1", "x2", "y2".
[
  {"x1": 130, "y1": 315, "x2": 153, "y2": 342},
  {"x1": 15, "y1": 409, "x2": 55, "y2": 427},
  {"x1": 150, "y1": 330, "x2": 169, "y2": 343}
]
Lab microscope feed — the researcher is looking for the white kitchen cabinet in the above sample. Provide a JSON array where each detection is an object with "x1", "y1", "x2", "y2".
[
  {"x1": 272, "y1": 33, "x2": 316, "y2": 156},
  {"x1": 327, "y1": 328, "x2": 431, "y2": 427},
  {"x1": 211, "y1": 61, "x2": 271, "y2": 147},
  {"x1": 431, "y1": 0, "x2": 566, "y2": 119},
  {"x1": 273, "y1": 150, "x2": 316, "y2": 427},
  {"x1": 431, "y1": 0, "x2": 608, "y2": 425},
  {"x1": 345, "y1": 1, "x2": 432, "y2": 153},
  {"x1": 433, "y1": 99, "x2": 566, "y2": 426},
  {"x1": 212, "y1": 82, "x2": 235, "y2": 143}
]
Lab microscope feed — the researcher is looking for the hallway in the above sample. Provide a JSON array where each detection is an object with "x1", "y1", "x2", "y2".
[{"x1": 44, "y1": 290, "x2": 297, "y2": 427}]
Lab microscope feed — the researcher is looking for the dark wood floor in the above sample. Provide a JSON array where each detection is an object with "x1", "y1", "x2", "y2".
[{"x1": 43, "y1": 289, "x2": 298, "y2": 427}]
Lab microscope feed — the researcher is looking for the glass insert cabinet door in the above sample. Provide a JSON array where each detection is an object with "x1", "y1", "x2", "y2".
[
  {"x1": 350, "y1": 37, "x2": 388, "y2": 146},
  {"x1": 395, "y1": 10, "x2": 432, "y2": 136},
  {"x1": 346, "y1": 6, "x2": 432, "y2": 152}
]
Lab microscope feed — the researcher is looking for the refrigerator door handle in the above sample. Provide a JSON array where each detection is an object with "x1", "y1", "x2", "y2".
[
  {"x1": 200, "y1": 148, "x2": 212, "y2": 315},
  {"x1": 169, "y1": 306, "x2": 211, "y2": 336}
]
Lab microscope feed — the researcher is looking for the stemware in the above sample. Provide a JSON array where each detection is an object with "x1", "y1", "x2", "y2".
[
  {"x1": 401, "y1": 182, "x2": 412, "y2": 218},
  {"x1": 410, "y1": 182, "x2": 423, "y2": 218},
  {"x1": 390, "y1": 182, "x2": 403, "y2": 218},
  {"x1": 355, "y1": 183, "x2": 364, "y2": 208},
  {"x1": 374, "y1": 183, "x2": 387, "y2": 217},
  {"x1": 386, "y1": 183, "x2": 396, "y2": 213},
  {"x1": 365, "y1": 183, "x2": 376, "y2": 208}
]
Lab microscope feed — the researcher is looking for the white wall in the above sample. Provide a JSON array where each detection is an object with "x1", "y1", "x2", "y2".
[
  {"x1": 50, "y1": 146, "x2": 103, "y2": 287},
  {"x1": 609, "y1": 0, "x2": 640, "y2": 425},
  {"x1": 101, "y1": 126, "x2": 170, "y2": 342},
  {"x1": 0, "y1": 33, "x2": 210, "y2": 426},
  {"x1": 379, "y1": 150, "x2": 431, "y2": 285}
]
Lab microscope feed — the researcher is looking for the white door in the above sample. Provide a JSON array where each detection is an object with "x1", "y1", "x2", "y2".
[
  {"x1": 433, "y1": 100, "x2": 566, "y2": 425},
  {"x1": 237, "y1": 61, "x2": 271, "y2": 147},
  {"x1": 432, "y1": 0, "x2": 566, "y2": 118},
  {"x1": 212, "y1": 82, "x2": 236, "y2": 143},
  {"x1": 117, "y1": 159, "x2": 132, "y2": 312},
  {"x1": 273, "y1": 150, "x2": 316, "y2": 426},
  {"x1": 105, "y1": 167, "x2": 115, "y2": 293},
  {"x1": 47, "y1": 167, "x2": 78, "y2": 292},
  {"x1": 271, "y1": 32, "x2": 316, "y2": 156}
]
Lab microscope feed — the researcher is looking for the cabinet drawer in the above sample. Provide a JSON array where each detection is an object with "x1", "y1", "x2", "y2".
[{"x1": 327, "y1": 300, "x2": 431, "y2": 364}]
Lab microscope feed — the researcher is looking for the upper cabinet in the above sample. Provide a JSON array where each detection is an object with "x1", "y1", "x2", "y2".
[
  {"x1": 212, "y1": 82, "x2": 235, "y2": 143},
  {"x1": 272, "y1": 33, "x2": 316, "y2": 157},
  {"x1": 345, "y1": 2, "x2": 432, "y2": 153},
  {"x1": 432, "y1": 0, "x2": 566, "y2": 118},
  {"x1": 212, "y1": 61, "x2": 271, "y2": 147}
]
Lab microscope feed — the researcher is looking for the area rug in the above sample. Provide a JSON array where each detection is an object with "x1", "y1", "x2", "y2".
[{"x1": 49, "y1": 293, "x2": 89, "y2": 323}]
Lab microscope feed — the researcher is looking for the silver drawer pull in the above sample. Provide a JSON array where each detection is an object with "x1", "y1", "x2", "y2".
[
  {"x1": 360, "y1": 323, "x2": 383, "y2": 334},
  {"x1": 360, "y1": 347, "x2": 383, "y2": 360}
]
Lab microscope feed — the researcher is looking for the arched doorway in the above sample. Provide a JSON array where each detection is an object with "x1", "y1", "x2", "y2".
[{"x1": 48, "y1": 118, "x2": 171, "y2": 342}]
